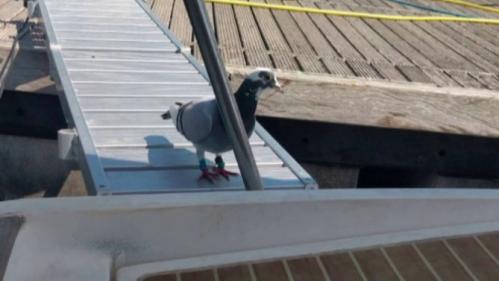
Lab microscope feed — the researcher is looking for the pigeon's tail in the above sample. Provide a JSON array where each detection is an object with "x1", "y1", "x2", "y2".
[
  {"x1": 161, "y1": 111, "x2": 171, "y2": 120},
  {"x1": 161, "y1": 102, "x2": 183, "y2": 120}
]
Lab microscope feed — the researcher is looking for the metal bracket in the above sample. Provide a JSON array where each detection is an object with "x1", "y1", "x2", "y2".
[{"x1": 58, "y1": 129, "x2": 79, "y2": 162}]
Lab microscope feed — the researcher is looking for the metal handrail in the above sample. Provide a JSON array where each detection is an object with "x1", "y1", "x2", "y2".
[{"x1": 183, "y1": 0, "x2": 263, "y2": 191}]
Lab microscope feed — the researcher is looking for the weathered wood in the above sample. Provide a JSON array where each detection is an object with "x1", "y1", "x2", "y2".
[
  {"x1": 251, "y1": 0, "x2": 299, "y2": 70},
  {"x1": 287, "y1": 257, "x2": 326, "y2": 281},
  {"x1": 230, "y1": 68, "x2": 499, "y2": 138},
  {"x1": 384, "y1": 245, "x2": 438, "y2": 281},
  {"x1": 252, "y1": 261, "x2": 289, "y2": 281},
  {"x1": 320, "y1": 253, "x2": 364, "y2": 281},
  {"x1": 214, "y1": 1, "x2": 245, "y2": 66},
  {"x1": 227, "y1": 2, "x2": 271, "y2": 67},
  {"x1": 416, "y1": 241, "x2": 474, "y2": 281},
  {"x1": 353, "y1": 249, "x2": 400, "y2": 281},
  {"x1": 218, "y1": 265, "x2": 252, "y2": 281},
  {"x1": 446, "y1": 237, "x2": 499, "y2": 281}
]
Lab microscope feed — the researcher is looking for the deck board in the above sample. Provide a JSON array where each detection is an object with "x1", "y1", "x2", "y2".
[
  {"x1": 416, "y1": 241, "x2": 474, "y2": 281},
  {"x1": 145, "y1": 231, "x2": 499, "y2": 281},
  {"x1": 287, "y1": 257, "x2": 326, "y2": 281},
  {"x1": 384, "y1": 245, "x2": 438, "y2": 281},
  {"x1": 143, "y1": 0, "x2": 499, "y2": 90},
  {"x1": 252, "y1": 261, "x2": 289, "y2": 281},
  {"x1": 446, "y1": 237, "x2": 499, "y2": 281},
  {"x1": 218, "y1": 265, "x2": 252, "y2": 281},
  {"x1": 353, "y1": 249, "x2": 401, "y2": 281}
]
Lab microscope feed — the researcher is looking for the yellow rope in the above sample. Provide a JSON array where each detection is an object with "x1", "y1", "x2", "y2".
[
  {"x1": 205, "y1": 0, "x2": 499, "y2": 25},
  {"x1": 432, "y1": 0, "x2": 499, "y2": 15}
]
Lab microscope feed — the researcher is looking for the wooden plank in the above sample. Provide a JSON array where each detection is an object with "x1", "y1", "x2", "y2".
[
  {"x1": 477, "y1": 233, "x2": 499, "y2": 262},
  {"x1": 151, "y1": 0, "x2": 175, "y2": 28},
  {"x1": 214, "y1": 2, "x2": 245, "y2": 66},
  {"x1": 287, "y1": 257, "x2": 326, "y2": 281},
  {"x1": 267, "y1": 0, "x2": 326, "y2": 73},
  {"x1": 316, "y1": 2, "x2": 388, "y2": 65},
  {"x1": 347, "y1": 60, "x2": 382, "y2": 79},
  {"x1": 332, "y1": 1, "x2": 412, "y2": 66},
  {"x1": 168, "y1": 0, "x2": 192, "y2": 47},
  {"x1": 218, "y1": 265, "x2": 252, "y2": 281},
  {"x1": 180, "y1": 270, "x2": 215, "y2": 281},
  {"x1": 232, "y1": 3, "x2": 272, "y2": 67},
  {"x1": 372, "y1": 63, "x2": 407, "y2": 82},
  {"x1": 397, "y1": 65, "x2": 433, "y2": 84},
  {"x1": 384, "y1": 245, "x2": 438, "y2": 281},
  {"x1": 416, "y1": 241, "x2": 474, "y2": 281},
  {"x1": 434, "y1": 22, "x2": 499, "y2": 70},
  {"x1": 298, "y1": 1, "x2": 363, "y2": 62},
  {"x1": 320, "y1": 253, "x2": 364, "y2": 281},
  {"x1": 252, "y1": 261, "x2": 289, "y2": 281},
  {"x1": 230, "y1": 68, "x2": 499, "y2": 138},
  {"x1": 0, "y1": 0, "x2": 24, "y2": 21},
  {"x1": 283, "y1": 1, "x2": 353, "y2": 76},
  {"x1": 446, "y1": 237, "x2": 499, "y2": 281},
  {"x1": 471, "y1": 73, "x2": 499, "y2": 91},
  {"x1": 353, "y1": 249, "x2": 400, "y2": 281},
  {"x1": 360, "y1": 19, "x2": 435, "y2": 68},
  {"x1": 384, "y1": 21, "x2": 466, "y2": 71},
  {"x1": 414, "y1": 22, "x2": 498, "y2": 73},
  {"x1": 250, "y1": 0, "x2": 299, "y2": 70},
  {"x1": 445, "y1": 70, "x2": 485, "y2": 89},
  {"x1": 421, "y1": 68, "x2": 462, "y2": 87}
]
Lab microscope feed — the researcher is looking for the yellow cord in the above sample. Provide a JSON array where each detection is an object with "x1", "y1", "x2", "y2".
[
  {"x1": 431, "y1": 0, "x2": 499, "y2": 15},
  {"x1": 205, "y1": 0, "x2": 499, "y2": 25}
]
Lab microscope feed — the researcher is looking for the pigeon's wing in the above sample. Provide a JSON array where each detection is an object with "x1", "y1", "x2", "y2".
[{"x1": 179, "y1": 99, "x2": 217, "y2": 143}]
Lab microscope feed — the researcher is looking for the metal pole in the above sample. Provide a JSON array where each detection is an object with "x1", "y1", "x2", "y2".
[{"x1": 183, "y1": 0, "x2": 264, "y2": 191}]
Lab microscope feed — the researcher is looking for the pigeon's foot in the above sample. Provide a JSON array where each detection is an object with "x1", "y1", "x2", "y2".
[
  {"x1": 214, "y1": 167, "x2": 238, "y2": 181},
  {"x1": 198, "y1": 169, "x2": 219, "y2": 184}
]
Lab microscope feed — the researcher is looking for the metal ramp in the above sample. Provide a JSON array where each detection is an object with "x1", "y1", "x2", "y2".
[{"x1": 36, "y1": 0, "x2": 316, "y2": 195}]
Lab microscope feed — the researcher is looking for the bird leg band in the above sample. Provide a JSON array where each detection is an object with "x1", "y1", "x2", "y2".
[{"x1": 215, "y1": 156, "x2": 225, "y2": 169}]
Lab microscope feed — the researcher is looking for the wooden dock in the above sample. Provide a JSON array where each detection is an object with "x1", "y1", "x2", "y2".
[
  {"x1": 145, "y1": 232, "x2": 499, "y2": 281},
  {"x1": 149, "y1": 0, "x2": 499, "y2": 89}
]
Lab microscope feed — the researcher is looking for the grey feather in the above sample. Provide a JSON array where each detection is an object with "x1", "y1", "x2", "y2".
[{"x1": 168, "y1": 69, "x2": 277, "y2": 156}]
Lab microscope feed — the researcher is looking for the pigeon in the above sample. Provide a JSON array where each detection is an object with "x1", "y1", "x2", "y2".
[{"x1": 161, "y1": 68, "x2": 281, "y2": 183}]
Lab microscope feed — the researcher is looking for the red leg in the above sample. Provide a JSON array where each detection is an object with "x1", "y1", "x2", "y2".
[
  {"x1": 198, "y1": 169, "x2": 219, "y2": 183},
  {"x1": 213, "y1": 167, "x2": 239, "y2": 181}
]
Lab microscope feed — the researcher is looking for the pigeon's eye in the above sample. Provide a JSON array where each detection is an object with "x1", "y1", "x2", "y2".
[{"x1": 264, "y1": 75, "x2": 270, "y2": 81}]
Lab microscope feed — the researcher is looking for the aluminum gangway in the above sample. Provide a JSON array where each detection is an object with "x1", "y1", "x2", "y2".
[{"x1": 35, "y1": 0, "x2": 316, "y2": 195}]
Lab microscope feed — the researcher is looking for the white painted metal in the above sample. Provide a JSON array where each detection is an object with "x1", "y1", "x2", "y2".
[
  {"x1": 4, "y1": 189, "x2": 499, "y2": 281},
  {"x1": 38, "y1": 0, "x2": 315, "y2": 194}
]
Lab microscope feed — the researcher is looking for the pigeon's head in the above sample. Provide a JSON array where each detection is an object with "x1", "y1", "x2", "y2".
[{"x1": 243, "y1": 68, "x2": 281, "y2": 100}]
